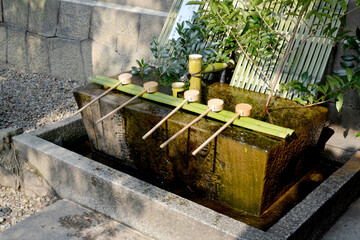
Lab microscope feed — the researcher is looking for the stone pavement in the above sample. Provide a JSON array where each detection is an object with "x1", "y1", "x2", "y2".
[
  {"x1": 322, "y1": 197, "x2": 360, "y2": 240},
  {"x1": 0, "y1": 199, "x2": 152, "y2": 240}
]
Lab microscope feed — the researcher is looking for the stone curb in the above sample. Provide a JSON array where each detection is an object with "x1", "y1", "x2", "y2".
[{"x1": 11, "y1": 115, "x2": 360, "y2": 240}]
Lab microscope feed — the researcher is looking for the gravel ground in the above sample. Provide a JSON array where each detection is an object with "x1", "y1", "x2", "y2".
[
  {"x1": 0, "y1": 68, "x2": 83, "y2": 232},
  {"x1": 0, "y1": 68, "x2": 82, "y2": 132},
  {"x1": 0, "y1": 187, "x2": 58, "y2": 233}
]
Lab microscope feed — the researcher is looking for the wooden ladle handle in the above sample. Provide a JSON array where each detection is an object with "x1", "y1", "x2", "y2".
[
  {"x1": 142, "y1": 98, "x2": 189, "y2": 140},
  {"x1": 96, "y1": 89, "x2": 147, "y2": 124},
  {"x1": 192, "y1": 112, "x2": 241, "y2": 156},
  {"x1": 74, "y1": 81, "x2": 122, "y2": 115},
  {"x1": 75, "y1": 73, "x2": 132, "y2": 115},
  {"x1": 160, "y1": 108, "x2": 211, "y2": 148}
]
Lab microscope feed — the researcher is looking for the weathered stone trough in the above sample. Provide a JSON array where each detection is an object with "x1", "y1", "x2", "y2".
[
  {"x1": 12, "y1": 115, "x2": 360, "y2": 240},
  {"x1": 73, "y1": 76, "x2": 327, "y2": 217}
]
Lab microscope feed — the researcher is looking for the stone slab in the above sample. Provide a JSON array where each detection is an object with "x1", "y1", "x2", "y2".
[
  {"x1": 48, "y1": 38, "x2": 84, "y2": 81},
  {"x1": 26, "y1": 33, "x2": 50, "y2": 75},
  {"x1": 0, "y1": 25, "x2": 6, "y2": 63},
  {"x1": 136, "y1": 13, "x2": 166, "y2": 62},
  {"x1": 81, "y1": 40, "x2": 125, "y2": 79},
  {"x1": 7, "y1": 27, "x2": 27, "y2": 70},
  {"x1": 0, "y1": 199, "x2": 151, "y2": 240},
  {"x1": 322, "y1": 196, "x2": 360, "y2": 240},
  {"x1": 57, "y1": 1, "x2": 92, "y2": 40},
  {"x1": 13, "y1": 129, "x2": 272, "y2": 240},
  {"x1": 324, "y1": 125, "x2": 360, "y2": 163},
  {"x1": 90, "y1": 6, "x2": 122, "y2": 49},
  {"x1": 2, "y1": 0, "x2": 29, "y2": 30},
  {"x1": 28, "y1": 0, "x2": 60, "y2": 37}
]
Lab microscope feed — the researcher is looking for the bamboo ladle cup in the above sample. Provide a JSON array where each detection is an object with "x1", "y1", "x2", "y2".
[
  {"x1": 142, "y1": 90, "x2": 199, "y2": 140},
  {"x1": 96, "y1": 81, "x2": 158, "y2": 124},
  {"x1": 160, "y1": 98, "x2": 224, "y2": 149},
  {"x1": 192, "y1": 103, "x2": 252, "y2": 156},
  {"x1": 74, "y1": 73, "x2": 132, "y2": 115}
]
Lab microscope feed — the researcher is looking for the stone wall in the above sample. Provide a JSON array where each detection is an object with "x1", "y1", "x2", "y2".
[{"x1": 0, "y1": 0, "x2": 169, "y2": 82}]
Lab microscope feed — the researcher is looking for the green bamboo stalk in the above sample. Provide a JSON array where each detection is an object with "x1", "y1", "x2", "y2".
[
  {"x1": 90, "y1": 76, "x2": 294, "y2": 138},
  {"x1": 201, "y1": 61, "x2": 234, "y2": 74}
]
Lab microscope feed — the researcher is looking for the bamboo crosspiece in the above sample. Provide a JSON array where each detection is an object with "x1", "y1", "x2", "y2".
[
  {"x1": 74, "y1": 73, "x2": 132, "y2": 115},
  {"x1": 192, "y1": 103, "x2": 252, "y2": 156},
  {"x1": 160, "y1": 99, "x2": 224, "y2": 148},
  {"x1": 96, "y1": 81, "x2": 158, "y2": 124},
  {"x1": 142, "y1": 90, "x2": 199, "y2": 140}
]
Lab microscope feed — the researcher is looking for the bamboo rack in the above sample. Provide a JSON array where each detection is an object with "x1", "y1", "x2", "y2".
[{"x1": 88, "y1": 76, "x2": 294, "y2": 138}]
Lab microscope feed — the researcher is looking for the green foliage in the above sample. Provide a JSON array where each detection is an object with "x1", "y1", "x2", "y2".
[
  {"x1": 279, "y1": 27, "x2": 360, "y2": 111},
  {"x1": 356, "y1": 132, "x2": 360, "y2": 138},
  {"x1": 189, "y1": 0, "x2": 360, "y2": 113},
  {"x1": 131, "y1": 13, "x2": 232, "y2": 86},
  {"x1": 131, "y1": 59, "x2": 152, "y2": 81}
]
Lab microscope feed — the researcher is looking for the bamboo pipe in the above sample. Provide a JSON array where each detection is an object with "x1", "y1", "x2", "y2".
[
  {"x1": 201, "y1": 60, "x2": 235, "y2": 74},
  {"x1": 74, "y1": 73, "x2": 132, "y2": 115},
  {"x1": 192, "y1": 103, "x2": 252, "y2": 156},
  {"x1": 189, "y1": 54, "x2": 202, "y2": 95},
  {"x1": 160, "y1": 99, "x2": 224, "y2": 148},
  {"x1": 142, "y1": 90, "x2": 199, "y2": 140},
  {"x1": 96, "y1": 81, "x2": 158, "y2": 124}
]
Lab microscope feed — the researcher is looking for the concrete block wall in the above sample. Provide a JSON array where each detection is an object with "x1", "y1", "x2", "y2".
[{"x1": 0, "y1": 0, "x2": 169, "y2": 82}]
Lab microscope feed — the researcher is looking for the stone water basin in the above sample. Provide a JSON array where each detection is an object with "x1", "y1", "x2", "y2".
[{"x1": 73, "y1": 75, "x2": 327, "y2": 217}]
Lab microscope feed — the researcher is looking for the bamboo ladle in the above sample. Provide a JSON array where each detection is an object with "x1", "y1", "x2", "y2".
[
  {"x1": 74, "y1": 73, "x2": 132, "y2": 115},
  {"x1": 160, "y1": 98, "x2": 224, "y2": 149},
  {"x1": 142, "y1": 90, "x2": 199, "y2": 140},
  {"x1": 96, "y1": 81, "x2": 158, "y2": 124},
  {"x1": 192, "y1": 103, "x2": 252, "y2": 156}
]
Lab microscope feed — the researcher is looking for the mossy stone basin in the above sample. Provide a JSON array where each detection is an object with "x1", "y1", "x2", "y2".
[{"x1": 73, "y1": 78, "x2": 327, "y2": 216}]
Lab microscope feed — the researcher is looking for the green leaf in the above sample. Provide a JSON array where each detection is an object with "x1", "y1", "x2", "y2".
[
  {"x1": 346, "y1": 68, "x2": 353, "y2": 81},
  {"x1": 305, "y1": 9, "x2": 316, "y2": 19},
  {"x1": 333, "y1": 69, "x2": 347, "y2": 77},
  {"x1": 186, "y1": 1, "x2": 206, "y2": 5},
  {"x1": 323, "y1": 0, "x2": 334, "y2": 7},
  {"x1": 294, "y1": 97, "x2": 307, "y2": 106},
  {"x1": 340, "y1": 0, "x2": 348, "y2": 11},
  {"x1": 341, "y1": 61, "x2": 355, "y2": 68},
  {"x1": 356, "y1": 132, "x2": 360, "y2": 138},
  {"x1": 335, "y1": 93, "x2": 344, "y2": 112},
  {"x1": 300, "y1": 0, "x2": 312, "y2": 13},
  {"x1": 356, "y1": 27, "x2": 360, "y2": 40},
  {"x1": 219, "y1": 2, "x2": 230, "y2": 15},
  {"x1": 326, "y1": 75, "x2": 336, "y2": 90},
  {"x1": 251, "y1": 0, "x2": 263, "y2": 7},
  {"x1": 342, "y1": 55, "x2": 356, "y2": 61},
  {"x1": 314, "y1": 12, "x2": 324, "y2": 23}
]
